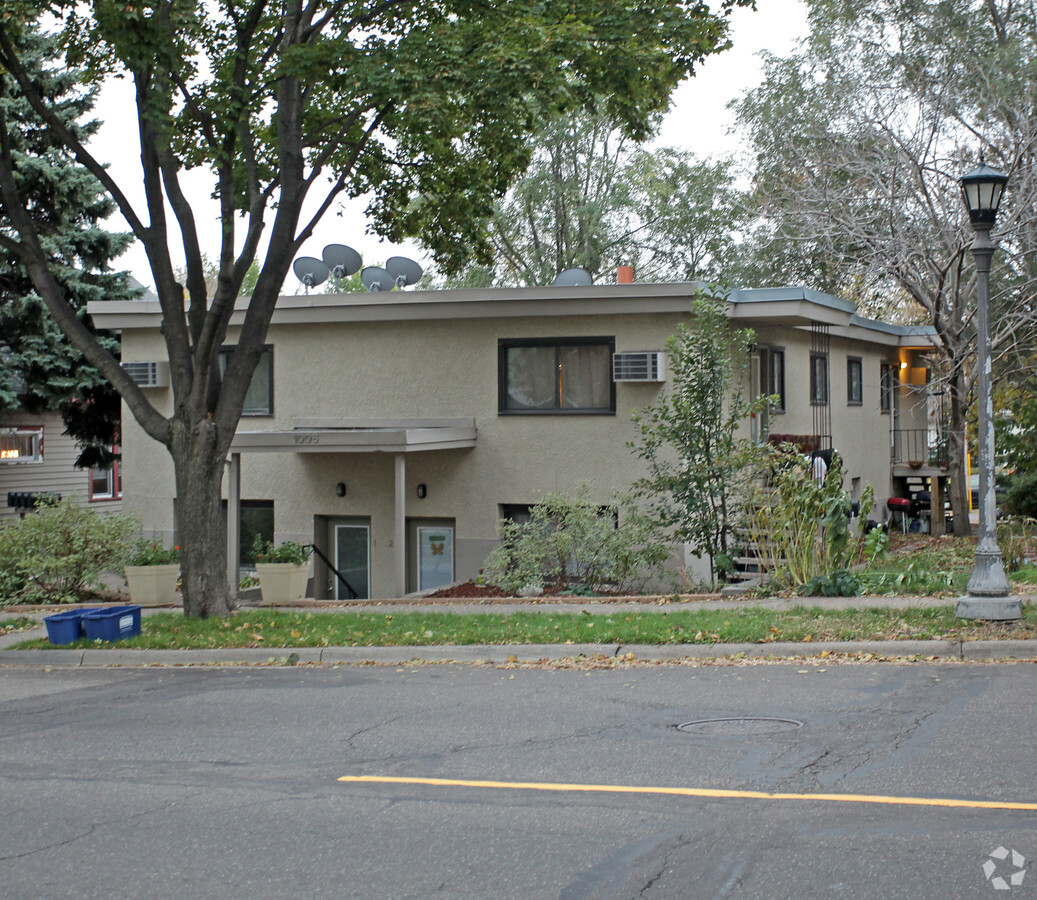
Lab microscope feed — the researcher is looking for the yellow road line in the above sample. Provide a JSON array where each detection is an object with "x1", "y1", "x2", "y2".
[{"x1": 338, "y1": 775, "x2": 1037, "y2": 811}]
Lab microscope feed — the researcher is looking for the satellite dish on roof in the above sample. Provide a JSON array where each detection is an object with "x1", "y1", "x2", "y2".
[
  {"x1": 553, "y1": 267, "x2": 593, "y2": 287},
  {"x1": 293, "y1": 257, "x2": 330, "y2": 290},
  {"x1": 385, "y1": 256, "x2": 424, "y2": 289},
  {"x1": 323, "y1": 244, "x2": 362, "y2": 278},
  {"x1": 361, "y1": 266, "x2": 393, "y2": 292}
]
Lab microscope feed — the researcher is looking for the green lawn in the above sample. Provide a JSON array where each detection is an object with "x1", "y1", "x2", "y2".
[{"x1": 13, "y1": 605, "x2": 1037, "y2": 651}]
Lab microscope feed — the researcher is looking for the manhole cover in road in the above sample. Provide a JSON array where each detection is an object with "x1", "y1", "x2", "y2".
[{"x1": 675, "y1": 716, "x2": 804, "y2": 735}]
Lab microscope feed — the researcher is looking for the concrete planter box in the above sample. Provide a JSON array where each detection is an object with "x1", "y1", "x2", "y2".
[
  {"x1": 125, "y1": 564, "x2": 180, "y2": 606},
  {"x1": 256, "y1": 563, "x2": 310, "y2": 605}
]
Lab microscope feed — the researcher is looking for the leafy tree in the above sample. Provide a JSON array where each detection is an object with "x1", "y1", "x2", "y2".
[
  {"x1": 630, "y1": 295, "x2": 765, "y2": 583},
  {"x1": 434, "y1": 110, "x2": 748, "y2": 286},
  {"x1": 0, "y1": 0, "x2": 751, "y2": 618},
  {"x1": 0, "y1": 25, "x2": 135, "y2": 469},
  {"x1": 733, "y1": 0, "x2": 1037, "y2": 535}
]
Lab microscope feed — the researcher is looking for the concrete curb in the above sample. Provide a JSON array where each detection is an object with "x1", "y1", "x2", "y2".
[{"x1": 2, "y1": 638, "x2": 1035, "y2": 667}]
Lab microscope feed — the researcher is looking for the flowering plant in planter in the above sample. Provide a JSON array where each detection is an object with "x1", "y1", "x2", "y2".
[
  {"x1": 124, "y1": 540, "x2": 181, "y2": 606},
  {"x1": 252, "y1": 537, "x2": 310, "y2": 566},
  {"x1": 129, "y1": 540, "x2": 181, "y2": 566}
]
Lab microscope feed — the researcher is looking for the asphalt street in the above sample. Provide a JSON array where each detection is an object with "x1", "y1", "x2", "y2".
[{"x1": 1, "y1": 660, "x2": 1035, "y2": 898}]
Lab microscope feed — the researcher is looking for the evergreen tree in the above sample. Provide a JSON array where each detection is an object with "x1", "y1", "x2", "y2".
[{"x1": 0, "y1": 25, "x2": 136, "y2": 468}]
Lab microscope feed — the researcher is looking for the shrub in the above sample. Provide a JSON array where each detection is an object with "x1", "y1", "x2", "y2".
[
  {"x1": 1005, "y1": 470, "x2": 1037, "y2": 519},
  {"x1": 252, "y1": 536, "x2": 310, "y2": 565},
  {"x1": 482, "y1": 486, "x2": 670, "y2": 595},
  {"x1": 744, "y1": 447, "x2": 876, "y2": 590},
  {"x1": 997, "y1": 517, "x2": 1037, "y2": 572},
  {"x1": 0, "y1": 498, "x2": 139, "y2": 604},
  {"x1": 129, "y1": 540, "x2": 181, "y2": 566}
]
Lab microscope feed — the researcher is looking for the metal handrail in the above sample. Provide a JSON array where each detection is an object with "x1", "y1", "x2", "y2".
[
  {"x1": 306, "y1": 543, "x2": 358, "y2": 600},
  {"x1": 892, "y1": 429, "x2": 948, "y2": 467}
]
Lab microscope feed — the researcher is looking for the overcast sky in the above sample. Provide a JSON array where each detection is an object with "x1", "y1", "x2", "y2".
[{"x1": 89, "y1": 0, "x2": 809, "y2": 290}]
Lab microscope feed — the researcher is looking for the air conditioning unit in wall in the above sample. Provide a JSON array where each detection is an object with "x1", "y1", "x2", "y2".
[
  {"x1": 122, "y1": 361, "x2": 170, "y2": 388},
  {"x1": 612, "y1": 351, "x2": 666, "y2": 383}
]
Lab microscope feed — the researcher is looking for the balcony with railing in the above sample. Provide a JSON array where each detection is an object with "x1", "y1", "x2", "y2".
[{"x1": 891, "y1": 429, "x2": 948, "y2": 473}]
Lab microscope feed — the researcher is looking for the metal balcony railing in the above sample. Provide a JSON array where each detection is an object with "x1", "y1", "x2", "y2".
[{"x1": 891, "y1": 430, "x2": 948, "y2": 468}]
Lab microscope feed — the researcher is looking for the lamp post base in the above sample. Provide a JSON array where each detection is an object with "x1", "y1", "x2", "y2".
[{"x1": 955, "y1": 595, "x2": 1022, "y2": 621}]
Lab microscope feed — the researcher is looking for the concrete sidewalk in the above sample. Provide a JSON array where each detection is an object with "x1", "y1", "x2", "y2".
[{"x1": 1, "y1": 594, "x2": 1033, "y2": 667}]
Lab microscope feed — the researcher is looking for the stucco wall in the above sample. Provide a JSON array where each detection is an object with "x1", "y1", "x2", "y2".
[{"x1": 118, "y1": 303, "x2": 923, "y2": 596}]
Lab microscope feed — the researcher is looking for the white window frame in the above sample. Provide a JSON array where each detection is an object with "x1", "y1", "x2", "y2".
[{"x1": 0, "y1": 426, "x2": 44, "y2": 464}]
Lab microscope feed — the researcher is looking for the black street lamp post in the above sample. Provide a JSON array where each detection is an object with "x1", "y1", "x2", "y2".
[{"x1": 956, "y1": 156, "x2": 1020, "y2": 620}]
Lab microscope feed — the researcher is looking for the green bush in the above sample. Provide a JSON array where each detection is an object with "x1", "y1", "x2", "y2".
[
  {"x1": 0, "y1": 499, "x2": 139, "y2": 604},
  {"x1": 252, "y1": 536, "x2": 310, "y2": 565},
  {"x1": 482, "y1": 486, "x2": 670, "y2": 595},
  {"x1": 1005, "y1": 471, "x2": 1037, "y2": 519},
  {"x1": 128, "y1": 539, "x2": 181, "y2": 566}
]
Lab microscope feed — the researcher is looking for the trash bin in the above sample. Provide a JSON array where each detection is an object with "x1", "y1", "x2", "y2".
[
  {"x1": 81, "y1": 606, "x2": 142, "y2": 642},
  {"x1": 44, "y1": 608, "x2": 103, "y2": 645}
]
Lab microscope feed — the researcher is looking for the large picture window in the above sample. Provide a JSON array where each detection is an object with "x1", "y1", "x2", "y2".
[
  {"x1": 220, "y1": 345, "x2": 273, "y2": 416},
  {"x1": 499, "y1": 338, "x2": 615, "y2": 414},
  {"x1": 0, "y1": 426, "x2": 43, "y2": 464}
]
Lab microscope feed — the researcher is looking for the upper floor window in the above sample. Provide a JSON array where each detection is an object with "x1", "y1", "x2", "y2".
[
  {"x1": 0, "y1": 426, "x2": 43, "y2": 464},
  {"x1": 880, "y1": 362, "x2": 899, "y2": 413},
  {"x1": 220, "y1": 345, "x2": 273, "y2": 416},
  {"x1": 847, "y1": 357, "x2": 863, "y2": 405},
  {"x1": 499, "y1": 338, "x2": 615, "y2": 414},
  {"x1": 810, "y1": 353, "x2": 829, "y2": 405}
]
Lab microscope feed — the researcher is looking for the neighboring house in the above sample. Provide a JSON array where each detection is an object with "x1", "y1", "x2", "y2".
[
  {"x1": 0, "y1": 407, "x2": 122, "y2": 520},
  {"x1": 89, "y1": 281, "x2": 943, "y2": 598}
]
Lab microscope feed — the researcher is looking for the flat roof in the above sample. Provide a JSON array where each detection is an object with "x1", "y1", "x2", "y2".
[{"x1": 89, "y1": 282, "x2": 938, "y2": 347}]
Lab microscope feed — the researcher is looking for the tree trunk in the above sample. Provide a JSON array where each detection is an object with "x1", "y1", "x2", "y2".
[
  {"x1": 170, "y1": 417, "x2": 233, "y2": 618},
  {"x1": 946, "y1": 386, "x2": 973, "y2": 538}
]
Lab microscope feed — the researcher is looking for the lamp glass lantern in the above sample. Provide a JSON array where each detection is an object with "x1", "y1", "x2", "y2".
[{"x1": 959, "y1": 159, "x2": 1009, "y2": 226}]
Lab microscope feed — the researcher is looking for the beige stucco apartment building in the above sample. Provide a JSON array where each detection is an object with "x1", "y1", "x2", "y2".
[{"x1": 90, "y1": 282, "x2": 942, "y2": 598}]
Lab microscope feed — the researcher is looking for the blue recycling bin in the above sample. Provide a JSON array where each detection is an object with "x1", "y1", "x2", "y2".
[
  {"x1": 44, "y1": 608, "x2": 102, "y2": 645},
  {"x1": 81, "y1": 606, "x2": 142, "y2": 642}
]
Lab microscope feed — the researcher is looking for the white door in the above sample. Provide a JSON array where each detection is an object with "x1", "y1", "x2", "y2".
[{"x1": 417, "y1": 526, "x2": 454, "y2": 592}]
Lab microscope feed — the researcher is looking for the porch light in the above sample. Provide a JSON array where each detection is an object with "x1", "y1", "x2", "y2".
[{"x1": 959, "y1": 156, "x2": 1009, "y2": 226}]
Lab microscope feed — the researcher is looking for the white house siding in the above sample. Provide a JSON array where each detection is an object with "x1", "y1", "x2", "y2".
[{"x1": 0, "y1": 409, "x2": 123, "y2": 521}]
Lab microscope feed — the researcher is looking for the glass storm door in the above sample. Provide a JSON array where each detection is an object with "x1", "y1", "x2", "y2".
[{"x1": 334, "y1": 524, "x2": 370, "y2": 600}]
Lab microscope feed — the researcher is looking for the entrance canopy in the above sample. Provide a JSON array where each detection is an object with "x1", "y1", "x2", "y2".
[
  {"x1": 229, "y1": 417, "x2": 477, "y2": 454},
  {"x1": 225, "y1": 418, "x2": 477, "y2": 598}
]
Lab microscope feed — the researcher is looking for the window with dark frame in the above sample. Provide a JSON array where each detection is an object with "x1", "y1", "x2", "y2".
[
  {"x1": 768, "y1": 348, "x2": 786, "y2": 412},
  {"x1": 847, "y1": 357, "x2": 863, "y2": 405},
  {"x1": 498, "y1": 337, "x2": 615, "y2": 414},
  {"x1": 810, "y1": 352, "x2": 829, "y2": 405},
  {"x1": 880, "y1": 362, "x2": 899, "y2": 413},
  {"x1": 219, "y1": 345, "x2": 273, "y2": 416}
]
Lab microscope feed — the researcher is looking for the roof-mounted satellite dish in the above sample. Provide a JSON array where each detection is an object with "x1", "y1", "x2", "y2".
[
  {"x1": 361, "y1": 266, "x2": 393, "y2": 292},
  {"x1": 323, "y1": 244, "x2": 362, "y2": 279},
  {"x1": 385, "y1": 256, "x2": 424, "y2": 289},
  {"x1": 293, "y1": 256, "x2": 330, "y2": 290},
  {"x1": 552, "y1": 267, "x2": 593, "y2": 287}
]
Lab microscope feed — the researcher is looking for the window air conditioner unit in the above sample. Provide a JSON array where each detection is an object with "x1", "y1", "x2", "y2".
[
  {"x1": 612, "y1": 351, "x2": 665, "y2": 383},
  {"x1": 122, "y1": 361, "x2": 170, "y2": 388}
]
